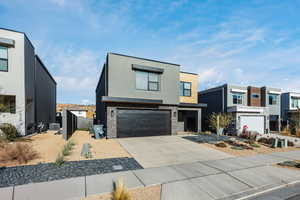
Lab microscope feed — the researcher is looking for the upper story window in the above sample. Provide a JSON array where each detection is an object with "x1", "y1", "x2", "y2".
[
  {"x1": 136, "y1": 70, "x2": 160, "y2": 91},
  {"x1": 269, "y1": 94, "x2": 278, "y2": 105},
  {"x1": 232, "y1": 92, "x2": 243, "y2": 104},
  {"x1": 291, "y1": 98, "x2": 300, "y2": 108},
  {"x1": 180, "y1": 81, "x2": 191, "y2": 96},
  {"x1": 0, "y1": 95, "x2": 16, "y2": 114},
  {"x1": 0, "y1": 46, "x2": 8, "y2": 72},
  {"x1": 252, "y1": 93, "x2": 260, "y2": 98}
]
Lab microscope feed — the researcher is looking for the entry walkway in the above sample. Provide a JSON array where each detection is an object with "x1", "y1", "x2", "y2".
[{"x1": 1, "y1": 150, "x2": 300, "y2": 200}]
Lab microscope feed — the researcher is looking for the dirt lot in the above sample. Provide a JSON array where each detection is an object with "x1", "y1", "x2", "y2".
[
  {"x1": 82, "y1": 185, "x2": 161, "y2": 200},
  {"x1": 204, "y1": 142, "x2": 300, "y2": 157},
  {"x1": 0, "y1": 130, "x2": 131, "y2": 167}
]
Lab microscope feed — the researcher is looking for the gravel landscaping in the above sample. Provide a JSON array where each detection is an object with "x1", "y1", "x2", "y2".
[
  {"x1": 0, "y1": 157, "x2": 142, "y2": 188},
  {"x1": 183, "y1": 134, "x2": 232, "y2": 144}
]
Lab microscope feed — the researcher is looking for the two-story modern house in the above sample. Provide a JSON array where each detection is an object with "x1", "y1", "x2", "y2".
[
  {"x1": 95, "y1": 53, "x2": 206, "y2": 138},
  {"x1": 198, "y1": 84, "x2": 281, "y2": 134},
  {"x1": 281, "y1": 92, "x2": 300, "y2": 124},
  {"x1": 0, "y1": 28, "x2": 56, "y2": 136}
]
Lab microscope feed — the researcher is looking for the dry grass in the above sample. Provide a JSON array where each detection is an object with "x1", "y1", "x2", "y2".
[
  {"x1": 0, "y1": 130, "x2": 130, "y2": 167},
  {"x1": 82, "y1": 185, "x2": 162, "y2": 200},
  {"x1": 112, "y1": 179, "x2": 131, "y2": 200},
  {"x1": 0, "y1": 142, "x2": 39, "y2": 165}
]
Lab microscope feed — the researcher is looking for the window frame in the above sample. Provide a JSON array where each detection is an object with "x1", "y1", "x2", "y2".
[
  {"x1": 180, "y1": 81, "x2": 192, "y2": 97},
  {"x1": 0, "y1": 46, "x2": 8, "y2": 72},
  {"x1": 269, "y1": 94, "x2": 278, "y2": 105},
  {"x1": 135, "y1": 70, "x2": 160, "y2": 91},
  {"x1": 232, "y1": 92, "x2": 243, "y2": 105},
  {"x1": 291, "y1": 98, "x2": 299, "y2": 108},
  {"x1": 0, "y1": 95, "x2": 16, "y2": 114}
]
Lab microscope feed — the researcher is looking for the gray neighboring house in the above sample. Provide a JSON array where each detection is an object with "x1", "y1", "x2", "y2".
[
  {"x1": 198, "y1": 84, "x2": 281, "y2": 134},
  {"x1": 96, "y1": 53, "x2": 206, "y2": 138},
  {"x1": 0, "y1": 28, "x2": 56, "y2": 136},
  {"x1": 281, "y1": 92, "x2": 300, "y2": 124}
]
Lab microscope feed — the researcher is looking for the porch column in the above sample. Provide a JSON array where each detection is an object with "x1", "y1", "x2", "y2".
[{"x1": 198, "y1": 109, "x2": 202, "y2": 132}]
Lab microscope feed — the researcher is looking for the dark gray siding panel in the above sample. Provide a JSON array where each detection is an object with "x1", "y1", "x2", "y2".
[
  {"x1": 198, "y1": 89, "x2": 223, "y2": 130},
  {"x1": 95, "y1": 64, "x2": 107, "y2": 125},
  {"x1": 24, "y1": 37, "x2": 36, "y2": 133},
  {"x1": 35, "y1": 56, "x2": 56, "y2": 125}
]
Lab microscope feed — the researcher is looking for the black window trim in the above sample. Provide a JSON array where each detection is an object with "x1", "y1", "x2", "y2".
[
  {"x1": 180, "y1": 81, "x2": 192, "y2": 97},
  {"x1": 232, "y1": 92, "x2": 243, "y2": 104},
  {"x1": 0, "y1": 46, "x2": 8, "y2": 72},
  {"x1": 269, "y1": 94, "x2": 278, "y2": 105},
  {"x1": 135, "y1": 70, "x2": 160, "y2": 91}
]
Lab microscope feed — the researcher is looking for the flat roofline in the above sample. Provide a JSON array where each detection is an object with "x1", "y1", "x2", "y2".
[
  {"x1": 180, "y1": 71, "x2": 198, "y2": 75},
  {"x1": 0, "y1": 27, "x2": 35, "y2": 50},
  {"x1": 109, "y1": 52, "x2": 180, "y2": 66},
  {"x1": 102, "y1": 96, "x2": 163, "y2": 104}
]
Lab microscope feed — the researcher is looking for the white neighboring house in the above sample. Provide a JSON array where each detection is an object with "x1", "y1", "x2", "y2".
[
  {"x1": 0, "y1": 28, "x2": 56, "y2": 136},
  {"x1": 68, "y1": 107, "x2": 88, "y2": 118}
]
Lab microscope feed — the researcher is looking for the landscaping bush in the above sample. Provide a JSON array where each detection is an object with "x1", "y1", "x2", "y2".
[
  {"x1": 257, "y1": 137, "x2": 272, "y2": 145},
  {"x1": 54, "y1": 154, "x2": 64, "y2": 166},
  {"x1": 113, "y1": 178, "x2": 131, "y2": 200},
  {"x1": 215, "y1": 142, "x2": 227, "y2": 148},
  {"x1": 250, "y1": 143, "x2": 260, "y2": 148},
  {"x1": 0, "y1": 143, "x2": 39, "y2": 164},
  {"x1": 0, "y1": 123, "x2": 18, "y2": 140}
]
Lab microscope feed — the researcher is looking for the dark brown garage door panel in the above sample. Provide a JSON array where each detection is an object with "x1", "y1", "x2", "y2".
[{"x1": 117, "y1": 109, "x2": 171, "y2": 138}]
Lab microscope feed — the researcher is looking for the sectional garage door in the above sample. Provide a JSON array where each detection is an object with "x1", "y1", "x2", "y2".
[
  {"x1": 240, "y1": 115, "x2": 265, "y2": 134},
  {"x1": 117, "y1": 109, "x2": 171, "y2": 138}
]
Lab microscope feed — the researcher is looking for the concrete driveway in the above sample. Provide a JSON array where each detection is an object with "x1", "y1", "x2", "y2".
[{"x1": 118, "y1": 135, "x2": 233, "y2": 168}]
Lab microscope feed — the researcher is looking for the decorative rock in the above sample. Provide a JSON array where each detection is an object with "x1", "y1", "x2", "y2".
[{"x1": 0, "y1": 157, "x2": 142, "y2": 188}]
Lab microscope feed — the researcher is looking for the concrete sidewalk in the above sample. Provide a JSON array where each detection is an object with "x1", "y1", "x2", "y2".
[{"x1": 1, "y1": 150, "x2": 300, "y2": 200}]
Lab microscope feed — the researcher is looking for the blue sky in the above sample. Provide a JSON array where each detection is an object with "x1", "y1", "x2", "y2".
[{"x1": 1, "y1": 0, "x2": 300, "y2": 104}]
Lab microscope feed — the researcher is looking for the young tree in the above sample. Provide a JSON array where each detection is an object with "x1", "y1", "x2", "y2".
[{"x1": 208, "y1": 113, "x2": 232, "y2": 132}]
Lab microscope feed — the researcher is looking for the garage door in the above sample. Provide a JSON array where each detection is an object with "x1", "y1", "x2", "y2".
[
  {"x1": 240, "y1": 116, "x2": 265, "y2": 134},
  {"x1": 117, "y1": 109, "x2": 171, "y2": 138}
]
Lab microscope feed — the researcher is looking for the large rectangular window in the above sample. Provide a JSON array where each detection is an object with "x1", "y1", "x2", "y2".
[
  {"x1": 136, "y1": 71, "x2": 160, "y2": 91},
  {"x1": 0, "y1": 46, "x2": 8, "y2": 72},
  {"x1": 291, "y1": 98, "x2": 300, "y2": 108},
  {"x1": 180, "y1": 82, "x2": 191, "y2": 96},
  {"x1": 0, "y1": 95, "x2": 16, "y2": 113},
  {"x1": 232, "y1": 92, "x2": 243, "y2": 104},
  {"x1": 269, "y1": 94, "x2": 278, "y2": 105}
]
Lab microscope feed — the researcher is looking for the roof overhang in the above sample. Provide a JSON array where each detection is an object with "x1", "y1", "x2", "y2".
[
  {"x1": 0, "y1": 37, "x2": 15, "y2": 47},
  {"x1": 132, "y1": 64, "x2": 164, "y2": 73},
  {"x1": 231, "y1": 88, "x2": 247, "y2": 93},
  {"x1": 227, "y1": 106, "x2": 266, "y2": 113},
  {"x1": 179, "y1": 103, "x2": 207, "y2": 108},
  {"x1": 102, "y1": 96, "x2": 163, "y2": 104},
  {"x1": 269, "y1": 90, "x2": 281, "y2": 95}
]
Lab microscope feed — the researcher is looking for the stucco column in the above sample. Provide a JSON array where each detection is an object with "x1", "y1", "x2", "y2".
[{"x1": 198, "y1": 109, "x2": 202, "y2": 132}]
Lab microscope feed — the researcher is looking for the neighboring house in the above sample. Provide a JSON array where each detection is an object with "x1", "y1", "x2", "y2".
[
  {"x1": 281, "y1": 92, "x2": 300, "y2": 124},
  {"x1": 68, "y1": 107, "x2": 88, "y2": 118},
  {"x1": 96, "y1": 53, "x2": 206, "y2": 138},
  {"x1": 198, "y1": 84, "x2": 281, "y2": 134},
  {"x1": 0, "y1": 28, "x2": 56, "y2": 136},
  {"x1": 56, "y1": 104, "x2": 95, "y2": 119}
]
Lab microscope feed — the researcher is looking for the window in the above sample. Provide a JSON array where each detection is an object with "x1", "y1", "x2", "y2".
[
  {"x1": 0, "y1": 95, "x2": 16, "y2": 113},
  {"x1": 269, "y1": 94, "x2": 278, "y2": 105},
  {"x1": 252, "y1": 93, "x2": 260, "y2": 98},
  {"x1": 232, "y1": 92, "x2": 243, "y2": 104},
  {"x1": 180, "y1": 82, "x2": 191, "y2": 96},
  {"x1": 136, "y1": 71, "x2": 160, "y2": 91},
  {"x1": 291, "y1": 98, "x2": 300, "y2": 108},
  {"x1": 0, "y1": 46, "x2": 8, "y2": 72}
]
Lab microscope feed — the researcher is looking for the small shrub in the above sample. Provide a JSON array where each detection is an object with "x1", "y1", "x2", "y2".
[
  {"x1": 215, "y1": 142, "x2": 227, "y2": 148},
  {"x1": 62, "y1": 140, "x2": 75, "y2": 156},
  {"x1": 113, "y1": 178, "x2": 131, "y2": 200},
  {"x1": 54, "y1": 154, "x2": 64, "y2": 166},
  {"x1": 231, "y1": 146, "x2": 244, "y2": 150},
  {"x1": 250, "y1": 143, "x2": 260, "y2": 148},
  {"x1": 0, "y1": 143, "x2": 39, "y2": 164},
  {"x1": 0, "y1": 123, "x2": 18, "y2": 140},
  {"x1": 84, "y1": 151, "x2": 93, "y2": 159}
]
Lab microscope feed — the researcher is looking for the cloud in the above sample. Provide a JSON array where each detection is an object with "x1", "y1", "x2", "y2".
[{"x1": 49, "y1": 0, "x2": 66, "y2": 7}]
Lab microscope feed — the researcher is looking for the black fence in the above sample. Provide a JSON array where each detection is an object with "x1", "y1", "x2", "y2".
[{"x1": 62, "y1": 109, "x2": 77, "y2": 140}]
